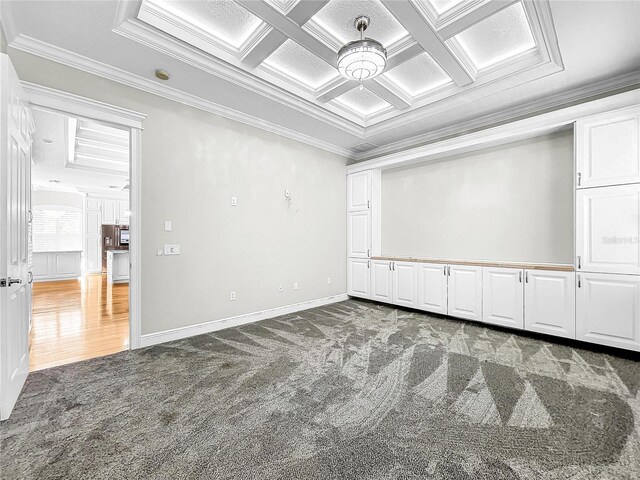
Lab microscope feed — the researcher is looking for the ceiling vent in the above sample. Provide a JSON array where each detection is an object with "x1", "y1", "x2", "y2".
[{"x1": 353, "y1": 142, "x2": 377, "y2": 152}]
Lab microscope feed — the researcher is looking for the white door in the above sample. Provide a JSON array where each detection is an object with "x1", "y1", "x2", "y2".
[
  {"x1": 101, "y1": 199, "x2": 117, "y2": 224},
  {"x1": 524, "y1": 270, "x2": 575, "y2": 339},
  {"x1": 482, "y1": 267, "x2": 524, "y2": 329},
  {"x1": 347, "y1": 171, "x2": 370, "y2": 212},
  {"x1": 448, "y1": 265, "x2": 483, "y2": 322},
  {"x1": 347, "y1": 258, "x2": 370, "y2": 299},
  {"x1": 85, "y1": 206, "x2": 101, "y2": 273},
  {"x1": 576, "y1": 107, "x2": 640, "y2": 188},
  {"x1": 370, "y1": 260, "x2": 393, "y2": 302},
  {"x1": 576, "y1": 184, "x2": 640, "y2": 275},
  {"x1": 576, "y1": 272, "x2": 640, "y2": 351},
  {"x1": 417, "y1": 262, "x2": 448, "y2": 314},
  {"x1": 0, "y1": 55, "x2": 33, "y2": 420},
  {"x1": 392, "y1": 261, "x2": 418, "y2": 308},
  {"x1": 347, "y1": 212, "x2": 370, "y2": 258}
]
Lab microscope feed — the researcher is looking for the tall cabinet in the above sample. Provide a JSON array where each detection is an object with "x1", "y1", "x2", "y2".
[{"x1": 575, "y1": 106, "x2": 640, "y2": 350}]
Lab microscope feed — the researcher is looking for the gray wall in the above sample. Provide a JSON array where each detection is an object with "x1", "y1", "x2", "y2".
[
  {"x1": 10, "y1": 50, "x2": 347, "y2": 335},
  {"x1": 382, "y1": 131, "x2": 574, "y2": 264}
]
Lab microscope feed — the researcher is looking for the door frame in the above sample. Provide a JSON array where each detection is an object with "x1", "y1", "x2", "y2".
[{"x1": 23, "y1": 82, "x2": 146, "y2": 349}]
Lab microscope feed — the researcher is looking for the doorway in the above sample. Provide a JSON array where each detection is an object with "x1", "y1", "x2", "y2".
[{"x1": 29, "y1": 108, "x2": 132, "y2": 370}]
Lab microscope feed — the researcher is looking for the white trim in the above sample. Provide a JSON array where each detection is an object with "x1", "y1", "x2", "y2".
[
  {"x1": 10, "y1": 34, "x2": 356, "y2": 158},
  {"x1": 347, "y1": 88, "x2": 640, "y2": 173},
  {"x1": 139, "y1": 293, "x2": 349, "y2": 348},
  {"x1": 22, "y1": 82, "x2": 146, "y2": 350}
]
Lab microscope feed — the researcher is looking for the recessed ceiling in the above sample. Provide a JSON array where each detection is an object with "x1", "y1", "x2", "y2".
[{"x1": 4, "y1": 1, "x2": 640, "y2": 160}]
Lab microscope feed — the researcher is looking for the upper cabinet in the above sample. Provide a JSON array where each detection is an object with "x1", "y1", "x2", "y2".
[
  {"x1": 576, "y1": 184, "x2": 640, "y2": 275},
  {"x1": 576, "y1": 107, "x2": 640, "y2": 189},
  {"x1": 99, "y1": 198, "x2": 130, "y2": 225},
  {"x1": 347, "y1": 171, "x2": 371, "y2": 212}
]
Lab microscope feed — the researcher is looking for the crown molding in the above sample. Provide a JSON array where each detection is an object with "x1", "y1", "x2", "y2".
[
  {"x1": 354, "y1": 70, "x2": 640, "y2": 162},
  {"x1": 10, "y1": 35, "x2": 354, "y2": 159},
  {"x1": 348, "y1": 88, "x2": 640, "y2": 172}
]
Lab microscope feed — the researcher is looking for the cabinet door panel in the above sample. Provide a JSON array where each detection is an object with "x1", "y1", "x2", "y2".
[
  {"x1": 448, "y1": 265, "x2": 483, "y2": 322},
  {"x1": 483, "y1": 267, "x2": 524, "y2": 329},
  {"x1": 348, "y1": 258, "x2": 370, "y2": 299},
  {"x1": 101, "y1": 199, "x2": 116, "y2": 224},
  {"x1": 577, "y1": 108, "x2": 640, "y2": 188},
  {"x1": 392, "y1": 262, "x2": 418, "y2": 308},
  {"x1": 576, "y1": 272, "x2": 640, "y2": 351},
  {"x1": 86, "y1": 238, "x2": 101, "y2": 274},
  {"x1": 347, "y1": 171, "x2": 371, "y2": 212},
  {"x1": 576, "y1": 184, "x2": 640, "y2": 274},
  {"x1": 86, "y1": 197, "x2": 101, "y2": 210},
  {"x1": 417, "y1": 263, "x2": 447, "y2": 314},
  {"x1": 371, "y1": 260, "x2": 393, "y2": 302},
  {"x1": 524, "y1": 270, "x2": 575, "y2": 339},
  {"x1": 347, "y1": 212, "x2": 370, "y2": 258},
  {"x1": 119, "y1": 200, "x2": 129, "y2": 225}
]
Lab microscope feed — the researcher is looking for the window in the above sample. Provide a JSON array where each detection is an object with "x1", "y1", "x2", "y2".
[{"x1": 32, "y1": 205, "x2": 82, "y2": 252}]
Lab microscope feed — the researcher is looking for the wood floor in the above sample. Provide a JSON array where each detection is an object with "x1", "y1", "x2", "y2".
[{"x1": 30, "y1": 274, "x2": 129, "y2": 371}]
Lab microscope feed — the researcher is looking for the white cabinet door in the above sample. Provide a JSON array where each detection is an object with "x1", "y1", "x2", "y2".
[
  {"x1": 32, "y1": 252, "x2": 51, "y2": 280},
  {"x1": 86, "y1": 238, "x2": 101, "y2": 274},
  {"x1": 576, "y1": 184, "x2": 640, "y2": 274},
  {"x1": 101, "y1": 199, "x2": 117, "y2": 224},
  {"x1": 448, "y1": 265, "x2": 483, "y2": 322},
  {"x1": 417, "y1": 262, "x2": 448, "y2": 314},
  {"x1": 347, "y1": 171, "x2": 371, "y2": 212},
  {"x1": 371, "y1": 260, "x2": 393, "y2": 303},
  {"x1": 113, "y1": 253, "x2": 129, "y2": 281},
  {"x1": 86, "y1": 209, "x2": 101, "y2": 236},
  {"x1": 524, "y1": 270, "x2": 575, "y2": 339},
  {"x1": 348, "y1": 258, "x2": 370, "y2": 299},
  {"x1": 392, "y1": 261, "x2": 418, "y2": 308},
  {"x1": 576, "y1": 108, "x2": 640, "y2": 188},
  {"x1": 483, "y1": 267, "x2": 524, "y2": 329},
  {"x1": 576, "y1": 272, "x2": 640, "y2": 351},
  {"x1": 54, "y1": 252, "x2": 81, "y2": 278},
  {"x1": 86, "y1": 197, "x2": 101, "y2": 210},
  {"x1": 347, "y1": 212, "x2": 370, "y2": 258},
  {"x1": 119, "y1": 199, "x2": 129, "y2": 225}
]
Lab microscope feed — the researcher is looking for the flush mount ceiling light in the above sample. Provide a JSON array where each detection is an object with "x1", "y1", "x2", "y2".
[
  {"x1": 155, "y1": 69, "x2": 170, "y2": 81},
  {"x1": 337, "y1": 16, "x2": 387, "y2": 86}
]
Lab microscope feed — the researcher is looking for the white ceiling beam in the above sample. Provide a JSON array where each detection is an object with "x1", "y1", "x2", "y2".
[
  {"x1": 438, "y1": 0, "x2": 519, "y2": 39},
  {"x1": 368, "y1": 80, "x2": 411, "y2": 110},
  {"x1": 241, "y1": 1, "x2": 329, "y2": 69},
  {"x1": 316, "y1": 79, "x2": 359, "y2": 103},
  {"x1": 235, "y1": 0, "x2": 336, "y2": 65},
  {"x1": 380, "y1": 0, "x2": 473, "y2": 86}
]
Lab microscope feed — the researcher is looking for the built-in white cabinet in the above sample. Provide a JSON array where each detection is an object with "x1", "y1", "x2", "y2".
[
  {"x1": 347, "y1": 212, "x2": 371, "y2": 258},
  {"x1": 100, "y1": 198, "x2": 129, "y2": 225},
  {"x1": 417, "y1": 263, "x2": 448, "y2": 315},
  {"x1": 576, "y1": 184, "x2": 640, "y2": 275},
  {"x1": 348, "y1": 258, "x2": 370, "y2": 298},
  {"x1": 576, "y1": 272, "x2": 640, "y2": 351},
  {"x1": 483, "y1": 267, "x2": 524, "y2": 329},
  {"x1": 370, "y1": 260, "x2": 393, "y2": 302},
  {"x1": 107, "y1": 251, "x2": 129, "y2": 284},
  {"x1": 347, "y1": 171, "x2": 371, "y2": 212},
  {"x1": 392, "y1": 261, "x2": 418, "y2": 308},
  {"x1": 447, "y1": 265, "x2": 483, "y2": 322},
  {"x1": 524, "y1": 270, "x2": 576, "y2": 339},
  {"x1": 85, "y1": 207, "x2": 102, "y2": 274},
  {"x1": 32, "y1": 251, "x2": 81, "y2": 282},
  {"x1": 576, "y1": 107, "x2": 640, "y2": 189}
]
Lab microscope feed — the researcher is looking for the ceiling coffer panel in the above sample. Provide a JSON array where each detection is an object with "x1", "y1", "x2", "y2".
[
  {"x1": 384, "y1": 52, "x2": 452, "y2": 97},
  {"x1": 333, "y1": 87, "x2": 392, "y2": 117}
]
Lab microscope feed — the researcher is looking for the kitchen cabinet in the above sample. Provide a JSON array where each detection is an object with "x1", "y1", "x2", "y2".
[
  {"x1": 576, "y1": 272, "x2": 640, "y2": 351},
  {"x1": 524, "y1": 270, "x2": 575, "y2": 339},
  {"x1": 370, "y1": 259, "x2": 393, "y2": 302},
  {"x1": 576, "y1": 184, "x2": 640, "y2": 275},
  {"x1": 576, "y1": 107, "x2": 640, "y2": 188},
  {"x1": 447, "y1": 264, "x2": 483, "y2": 322},
  {"x1": 32, "y1": 251, "x2": 81, "y2": 282},
  {"x1": 347, "y1": 171, "x2": 371, "y2": 212},
  {"x1": 348, "y1": 258, "x2": 370, "y2": 299},
  {"x1": 347, "y1": 212, "x2": 371, "y2": 258},
  {"x1": 417, "y1": 262, "x2": 448, "y2": 315},
  {"x1": 483, "y1": 267, "x2": 524, "y2": 329},
  {"x1": 100, "y1": 198, "x2": 130, "y2": 225},
  {"x1": 107, "y1": 250, "x2": 130, "y2": 284},
  {"x1": 392, "y1": 261, "x2": 418, "y2": 308}
]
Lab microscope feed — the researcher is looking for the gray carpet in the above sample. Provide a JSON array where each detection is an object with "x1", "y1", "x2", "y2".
[{"x1": 1, "y1": 299, "x2": 639, "y2": 479}]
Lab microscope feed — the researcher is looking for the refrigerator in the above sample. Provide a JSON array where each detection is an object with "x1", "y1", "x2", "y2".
[{"x1": 102, "y1": 224, "x2": 129, "y2": 273}]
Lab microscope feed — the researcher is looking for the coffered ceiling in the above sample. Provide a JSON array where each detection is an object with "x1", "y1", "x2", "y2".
[{"x1": 3, "y1": 1, "x2": 640, "y2": 160}]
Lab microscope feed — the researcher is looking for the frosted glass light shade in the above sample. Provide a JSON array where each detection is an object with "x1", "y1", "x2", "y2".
[{"x1": 337, "y1": 39, "x2": 387, "y2": 81}]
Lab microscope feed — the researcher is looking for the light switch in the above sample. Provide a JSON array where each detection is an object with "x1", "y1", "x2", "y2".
[
  {"x1": 164, "y1": 221, "x2": 172, "y2": 231},
  {"x1": 164, "y1": 244, "x2": 180, "y2": 255}
]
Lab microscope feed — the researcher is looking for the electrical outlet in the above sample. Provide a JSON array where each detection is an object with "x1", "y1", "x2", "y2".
[
  {"x1": 293, "y1": 282, "x2": 298, "y2": 290},
  {"x1": 230, "y1": 291, "x2": 236, "y2": 301},
  {"x1": 278, "y1": 284, "x2": 283, "y2": 293},
  {"x1": 164, "y1": 244, "x2": 180, "y2": 255},
  {"x1": 231, "y1": 196, "x2": 237, "y2": 206},
  {"x1": 327, "y1": 277, "x2": 332, "y2": 285}
]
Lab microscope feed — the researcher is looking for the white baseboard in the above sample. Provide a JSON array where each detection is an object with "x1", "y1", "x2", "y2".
[{"x1": 139, "y1": 293, "x2": 349, "y2": 348}]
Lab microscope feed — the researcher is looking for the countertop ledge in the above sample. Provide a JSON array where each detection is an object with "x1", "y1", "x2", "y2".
[{"x1": 371, "y1": 256, "x2": 575, "y2": 272}]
